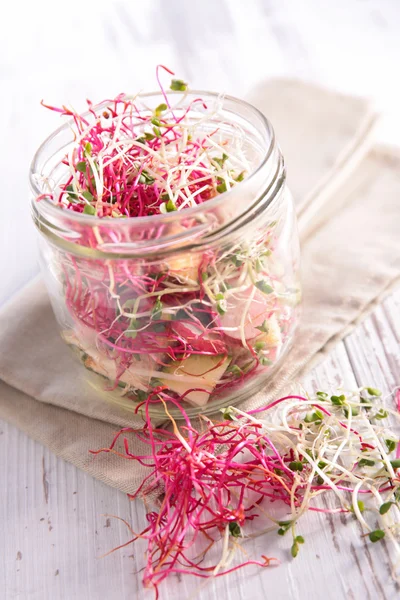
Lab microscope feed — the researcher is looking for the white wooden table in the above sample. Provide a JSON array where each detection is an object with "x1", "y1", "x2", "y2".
[{"x1": 1, "y1": 1, "x2": 400, "y2": 598}]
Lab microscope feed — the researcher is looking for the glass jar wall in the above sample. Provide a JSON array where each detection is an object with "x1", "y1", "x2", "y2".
[{"x1": 30, "y1": 92, "x2": 301, "y2": 418}]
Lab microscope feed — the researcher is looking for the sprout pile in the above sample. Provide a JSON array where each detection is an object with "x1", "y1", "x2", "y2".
[
  {"x1": 40, "y1": 67, "x2": 247, "y2": 217},
  {"x1": 93, "y1": 387, "x2": 400, "y2": 597}
]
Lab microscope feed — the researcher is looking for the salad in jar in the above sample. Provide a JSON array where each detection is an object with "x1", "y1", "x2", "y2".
[{"x1": 33, "y1": 66, "x2": 301, "y2": 414}]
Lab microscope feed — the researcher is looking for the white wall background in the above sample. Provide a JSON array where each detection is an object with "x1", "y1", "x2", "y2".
[{"x1": 1, "y1": 0, "x2": 400, "y2": 305}]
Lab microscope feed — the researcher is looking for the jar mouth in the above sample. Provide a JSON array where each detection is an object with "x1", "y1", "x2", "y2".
[{"x1": 30, "y1": 90, "x2": 281, "y2": 255}]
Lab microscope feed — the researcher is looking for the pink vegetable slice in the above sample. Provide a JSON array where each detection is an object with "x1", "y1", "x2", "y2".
[
  {"x1": 172, "y1": 321, "x2": 226, "y2": 354},
  {"x1": 220, "y1": 287, "x2": 275, "y2": 340}
]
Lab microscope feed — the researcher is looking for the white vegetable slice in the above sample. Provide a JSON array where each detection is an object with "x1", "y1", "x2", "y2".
[
  {"x1": 166, "y1": 253, "x2": 201, "y2": 282},
  {"x1": 160, "y1": 354, "x2": 230, "y2": 407},
  {"x1": 163, "y1": 223, "x2": 201, "y2": 282},
  {"x1": 62, "y1": 328, "x2": 151, "y2": 391},
  {"x1": 256, "y1": 314, "x2": 282, "y2": 347}
]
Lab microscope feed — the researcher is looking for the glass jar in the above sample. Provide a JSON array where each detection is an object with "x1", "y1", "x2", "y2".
[{"x1": 30, "y1": 91, "x2": 301, "y2": 418}]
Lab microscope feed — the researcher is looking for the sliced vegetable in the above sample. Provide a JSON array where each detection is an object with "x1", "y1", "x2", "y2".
[{"x1": 159, "y1": 354, "x2": 230, "y2": 406}]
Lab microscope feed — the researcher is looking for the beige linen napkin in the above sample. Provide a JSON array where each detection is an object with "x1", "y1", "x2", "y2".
[
  {"x1": 248, "y1": 79, "x2": 377, "y2": 238},
  {"x1": 2, "y1": 80, "x2": 398, "y2": 495}
]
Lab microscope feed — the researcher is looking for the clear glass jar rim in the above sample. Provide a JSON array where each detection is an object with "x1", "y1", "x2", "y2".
[{"x1": 29, "y1": 90, "x2": 276, "y2": 229}]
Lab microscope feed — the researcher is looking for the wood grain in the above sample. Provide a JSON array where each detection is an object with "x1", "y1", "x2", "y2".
[
  {"x1": 1, "y1": 1, "x2": 400, "y2": 598},
  {"x1": 2, "y1": 291, "x2": 400, "y2": 600}
]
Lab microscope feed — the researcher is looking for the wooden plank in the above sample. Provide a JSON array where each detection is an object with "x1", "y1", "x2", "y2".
[
  {"x1": 1, "y1": 0, "x2": 400, "y2": 598},
  {"x1": 0, "y1": 424, "x2": 135, "y2": 600},
  {"x1": 2, "y1": 294, "x2": 399, "y2": 599}
]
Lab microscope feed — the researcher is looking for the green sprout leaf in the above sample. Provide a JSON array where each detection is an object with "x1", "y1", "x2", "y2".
[
  {"x1": 358, "y1": 458, "x2": 375, "y2": 467},
  {"x1": 374, "y1": 409, "x2": 388, "y2": 420},
  {"x1": 304, "y1": 410, "x2": 323, "y2": 424},
  {"x1": 379, "y1": 502, "x2": 394, "y2": 515},
  {"x1": 229, "y1": 522, "x2": 241, "y2": 537},
  {"x1": 166, "y1": 199, "x2": 177, "y2": 212},
  {"x1": 289, "y1": 461, "x2": 303, "y2": 472},
  {"x1": 366, "y1": 387, "x2": 382, "y2": 396},
  {"x1": 343, "y1": 405, "x2": 360, "y2": 418},
  {"x1": 330, "y1": 394, "x2": 346, "y2": 406},
  {"x1": 255, "y1": 258, "x2": 264, "y2": 273},
  {"x1": 213, "y1": 153, "x2": 229, "y2": 168},
  {"x1": 170, "y1": 78, "x2": 188, "y2": 91},
  {"x1": 316, "y1": 391, "x2": 329, "y2": 400},
  {"x1": 255, "y1": 280, "x2": 274, "y2": 295},
  {"x1": 369, "y1": 529, "x2": 385, "y2": 543},
  {"x1": 221, "y1": 407, "x2": 234, "y2": 421},
  {"x1": 66, "y1": 184, "x2": 77, "y2": 197},
  {"x1": 125, "y1": 318, "x2": 138, "y2": 339},
  {"x1": 227, "y1": 364, "x2": 243, "y2": 377},
  {"x1": 155, "y1": 103, "x2": 168, "y2": 116},
  {"x1": 139, "y1": 170, "x2": 155, "y2": 185},
  {"x1": 66, "y1": 190, "x2": 78, "y2": 203},
  {"x1": 255, "y1": 320, "x2": 269, "y2": 333},
  {"x1": 216, "y1": 293, "x2": 227, "y2": 315},
  {"x1": 230, "y1": 255, "x2": 244, "y2": 267},
  {"x1": 82, "y1": 190, "x2": 94, "y2": 202},
  {"x1": 221, "y1": 281, "x2": 232, "y2": 292},
  {"x1": 385, "y1": 439, "x2": 397, "y2": 453},
  {"x1": 304, "y1": 413, "x2": 315, "y2": 423},
  {"x1": 254, "y1": 341, "x2": 266, "y2": 352},
  {"x1": 83, "y1": 204, "x2": 96, "y2": 215},
  {"x1": 234, "y1": 171, "x2": 245, "y2": 182},
  {"x1": 137, "y1": 132, "x2": 156, "y2": 144},
  {"x1": 259, "y1": 356, "x2": 273, "y2": 366},
  {"x1": 277, "y1": 520, "x2": 292, "y2": 536},
  {"x1": 390, "y1": 459, "x2": 400, "y2": 469},
  {"x1": 349, "y1": 500, "x2": 365, "y2": 513},
  {"x1": 151, "y1": 297, "x2": 163, "y2": 320},
  {"x1": 135, "y1": 389, "x2": 148, "y2": 402},
  {"x1": 149, "y1": 377, "x2": 163, "y2": 389},
  {"x1": 291, "y1": 535, "x2": 305, "y2": 554},
  {"x1": 76, "y1": 161, "x2": 87, "y2": 173},
  {"x1": 216, "y1": 180, "x2": 227, "y2": 194}
]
